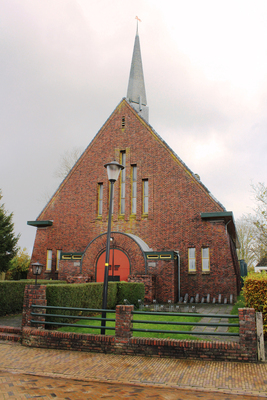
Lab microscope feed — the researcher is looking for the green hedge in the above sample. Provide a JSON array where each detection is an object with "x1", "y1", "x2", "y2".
[
  {"x1": 243, "y1": 272, "x2": 267, "y2": 334},
  {"x1": 0, "y1": 280, "x2": 145, "y2": 317},
  {"x1": 116, "y1": 281, "x2": 145, "y2": 307},
  {"x1": 0, "y1": 280, "x2": 66, "y2": 316}
]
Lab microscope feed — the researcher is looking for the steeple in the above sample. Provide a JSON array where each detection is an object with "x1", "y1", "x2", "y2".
[{"x1": 127, "y1": 20, "x2": 149, "y2": 122}]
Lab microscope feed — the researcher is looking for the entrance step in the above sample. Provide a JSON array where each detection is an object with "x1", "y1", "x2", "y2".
[{"x1": 0, "y1": 326, "x2": 22, "y2": 342}]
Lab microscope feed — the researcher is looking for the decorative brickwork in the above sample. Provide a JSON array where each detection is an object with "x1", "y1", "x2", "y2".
[
  {"x1": 22, "y1": 285, "x2": 47, "y2": 329},
  {"x1": 28, "y1": 99, "x2": 241, "y2": 301}
]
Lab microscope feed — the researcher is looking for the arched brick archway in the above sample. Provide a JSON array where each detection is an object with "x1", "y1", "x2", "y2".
[{"x1": 81, "y1": 232, "x2": 149, "y2": 281}]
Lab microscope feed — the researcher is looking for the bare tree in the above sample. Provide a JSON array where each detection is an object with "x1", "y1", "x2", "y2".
[{"x1": 54, "y1": 147, "x2": 83, "y2": 180}]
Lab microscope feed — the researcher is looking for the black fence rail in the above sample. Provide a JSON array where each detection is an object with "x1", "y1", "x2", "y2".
[
  {"x1": 131, "y1": 310, "x2": 239, "y2": 336},
  {"x1": 30, "y1": 305, "x2": 116, "y2": 331},
  {"x1": 30, "y1": 305, "x2": 240, "y2": 337}
]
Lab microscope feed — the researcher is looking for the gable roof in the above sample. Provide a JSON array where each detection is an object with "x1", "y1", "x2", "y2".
[{"x1": 36, "y1": 98, "x2": 226, "y2": 220}]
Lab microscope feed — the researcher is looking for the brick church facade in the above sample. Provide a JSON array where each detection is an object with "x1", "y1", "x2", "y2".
[{"x1": 28, "y1": 26, "x2": 241, "y2": 303}]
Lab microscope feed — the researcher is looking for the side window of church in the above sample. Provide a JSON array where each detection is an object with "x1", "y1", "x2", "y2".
[
  {"x1": 98, "y1": 183, "x2": 103, "y2": 215},
  {"x1": 56, "y1": 250, "x2": 61, "y2": 271},
  {"x1": 188, "y1": 248, "x2": 196, "y2": 272},
  {"x1": 202, "y1": 248, "x2": 210, "y2": 272},
  {"x1": 120, "y1": 151, "x2": 126, "y2": 214},
  {"x1": 46, "y1": 250, "x2": 52, "y2": 271},
  {"x1": 143, "y1": 179, "x2": 148, "y2": 214},
  {"x1": 131, "y1": 165, "x2": 137, "y2": 214}
]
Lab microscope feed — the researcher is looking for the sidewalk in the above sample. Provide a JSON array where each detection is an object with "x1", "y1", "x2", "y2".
[{"x1": 0, "y1": 341, "x2": 267, "y2": 398}]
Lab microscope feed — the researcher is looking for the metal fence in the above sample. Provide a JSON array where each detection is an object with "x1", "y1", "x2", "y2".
[
  {"x1": 30, "y1": 305, "x2": 239, "y2": 337},
  {"x1": 131, "y1": 310, "x2": 239, "y2": 336}
]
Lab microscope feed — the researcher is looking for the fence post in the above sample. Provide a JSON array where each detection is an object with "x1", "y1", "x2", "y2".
[
  {"x1": 115, "y1": 305, "x2": 134, "y2": 342},
  {"x1": 22, "y1": 284, "x2": 47, "y2": 329},
  {"x1": 256, "y1": 312, "x2": 265, "y2": 362},
  {"x1": 238, "y1": 308, "x2": 257, "y2": 361}
]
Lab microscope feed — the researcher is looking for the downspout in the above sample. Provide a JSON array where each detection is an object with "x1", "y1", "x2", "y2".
[{"x1": 175, "y1": 251, "x2": 180, "y2": 301}]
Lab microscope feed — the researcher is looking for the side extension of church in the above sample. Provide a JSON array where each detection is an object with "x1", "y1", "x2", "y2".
[{"x1": 28, "y1": 26, "x2": 241, "y2": 303}]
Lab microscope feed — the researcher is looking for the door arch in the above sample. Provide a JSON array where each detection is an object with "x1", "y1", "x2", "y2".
[{"x1": 96, "y1": 248, "x2": 130, "y2": 282}]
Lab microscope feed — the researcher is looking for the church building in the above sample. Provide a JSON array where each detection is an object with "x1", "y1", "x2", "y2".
[{"x1": 28, "y1": 25, "x2": 241, "y2": 303}]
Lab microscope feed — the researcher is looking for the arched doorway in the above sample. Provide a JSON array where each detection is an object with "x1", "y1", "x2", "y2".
[{"x1": 96, "y1": 248, "x2": 130, "y2": 282}]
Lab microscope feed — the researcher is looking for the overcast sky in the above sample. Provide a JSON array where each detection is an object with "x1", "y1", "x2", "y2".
[{"x1": 1, "y1": 0, "x2": 267, "y2": 254}]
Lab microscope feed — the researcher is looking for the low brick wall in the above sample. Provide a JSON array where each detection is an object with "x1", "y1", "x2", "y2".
[{"x1": 21, "y1": 286, "x2": 258, "y2": 362}]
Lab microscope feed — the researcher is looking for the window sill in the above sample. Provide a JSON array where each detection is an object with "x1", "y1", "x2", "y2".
[
  {"x1": 141, "y1": 214, "x2": 148, "y2": 219},
  {"x1": 118, "y1": 215, "x2": 125, "y2": 220},
  {"x1": 202, "y1": 271, "x2": 210, "y2": 274},
  {"x1": 188, "y1": 271, "x2": 196, "y2": 274}
]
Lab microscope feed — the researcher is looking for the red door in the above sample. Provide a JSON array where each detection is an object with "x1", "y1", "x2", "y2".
[{"x1": 96, "y1": 249, "x2": 130, "y2": 282}]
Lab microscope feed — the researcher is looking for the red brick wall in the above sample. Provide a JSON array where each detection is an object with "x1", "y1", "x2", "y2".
[
  {"x1": 29, "y1": 99, "x2": 240, "y2": 300},
  {"x1": 22, "y1": 305, "x2": 258, "y2": 362}
]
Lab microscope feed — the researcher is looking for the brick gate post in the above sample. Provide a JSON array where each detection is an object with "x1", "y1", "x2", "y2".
[
  {"x1": 22, "y1": 285, "x2": 47, "y2": 328},
  {"x1": 115, "y1": 305, "x2": 134, "y2": 342},
  {"x1": 238, "y1": 308, "x2": 257, "y2": 361}
]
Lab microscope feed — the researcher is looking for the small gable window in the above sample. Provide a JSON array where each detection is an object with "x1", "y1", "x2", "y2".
[{"x1": 121, "y1": 116, "x2": 125, "y2": 128}]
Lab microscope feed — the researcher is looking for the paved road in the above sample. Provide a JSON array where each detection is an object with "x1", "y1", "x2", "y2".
[
  {"x1": 0, "y1": 369, "x2": 263, "y2": 399},
  {"x1": 0, "y1": 342, "x2": 266, "y2": 399}
]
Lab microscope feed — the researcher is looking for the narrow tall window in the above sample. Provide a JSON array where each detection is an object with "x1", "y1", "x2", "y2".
[
  {"x1": 188, "y1": 248, "x2": 196, "y2": 272},
  {"x1": 56, "y1": 250, "x2": 61, "y2": 271},
  {"x1": 98, "y1": 183, "x2": 103, "y2": 216},
  {"x1": 143, "y1": 179, "x2": 148, "y2": 214},
  {"x1": 109, "y1": 182, "x2": 114, "y2": 214},
  {"x1": 131, "y1": 165, "x2": 137, "y2": 214},
  {"x1": 120, "y1": 151, "x2": 126, "y2": 214},
  {"x1": 202, "y1": 248, "x2": 210, "y2": 271},
  {"x1": 46, "y1": 250, "x2": 52, "y2": 271}
]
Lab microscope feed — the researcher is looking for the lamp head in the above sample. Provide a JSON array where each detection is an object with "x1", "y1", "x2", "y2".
[{"x1": 104, "y1": 160, "x2": 124, "y2": 182}]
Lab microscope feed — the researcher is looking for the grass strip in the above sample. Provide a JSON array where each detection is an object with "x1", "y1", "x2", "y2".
[{"x1": 57, "y1": 312, "x2": 202, "y2": 340}]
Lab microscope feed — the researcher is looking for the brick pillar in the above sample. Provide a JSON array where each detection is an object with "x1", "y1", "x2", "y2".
[
  {"x1": 115, "y1": 305, "x2": 134, "y2": 342},
  {"x1": 238, "y1": 308, "x2": 257, "y2": 360},
  {"x1": 22, "y1": 285, "x2": 47, "y2": 328}
]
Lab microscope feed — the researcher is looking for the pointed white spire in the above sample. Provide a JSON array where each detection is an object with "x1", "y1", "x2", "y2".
[{"x1": 127, "y1": 19, "x2": 149, "y2": 122}]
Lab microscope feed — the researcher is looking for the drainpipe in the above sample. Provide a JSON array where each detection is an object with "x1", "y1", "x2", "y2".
[{"x1": 175, "y1": 251, "x2": 180, "y2": 301}]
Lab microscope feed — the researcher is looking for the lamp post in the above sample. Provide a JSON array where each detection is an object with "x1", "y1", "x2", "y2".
[
  {"x1": 101, "y1": 160, "x2": 124, "y2": 334},
  {"x1": 31, "y1": 262, "x2": 44, "y2": 286}
]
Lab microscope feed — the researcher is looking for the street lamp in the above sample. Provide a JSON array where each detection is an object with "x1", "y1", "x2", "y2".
[
  {"x1": 31, "y1": 262, "x2": 44, "y2": 286},
  {"x1": 101, "y1": 160, "x2": 124, "y2": 334}
]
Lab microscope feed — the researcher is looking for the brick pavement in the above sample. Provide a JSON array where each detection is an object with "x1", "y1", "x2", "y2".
[{"x1": 0, "y1": 342, "x2": 267, "y2": 399}]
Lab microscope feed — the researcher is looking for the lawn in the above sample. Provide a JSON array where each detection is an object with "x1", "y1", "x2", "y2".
[
  {"x1": 57, "y1": 311, "x2": 202, "y2": 340},
  {"x1": 228, "y1": 294, "x2": 245, "y2": 334}
]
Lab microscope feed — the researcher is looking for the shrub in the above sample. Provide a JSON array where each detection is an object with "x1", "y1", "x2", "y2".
[
  {"x1": 116, "y1": 281, "x2": 145, "y2": 307},
  {"x1": 0, "y1": 280, "x2": 66, "y2": 316},
  {"x1": 243, "y1": 272, "x2": 267, "y2": 334},
  {"x1": 45, "y1": 282, "x2": 118, "y2": 322}
]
